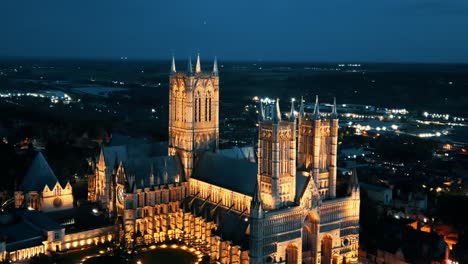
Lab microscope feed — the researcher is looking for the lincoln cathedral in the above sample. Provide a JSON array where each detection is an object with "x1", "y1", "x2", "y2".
[{"x1": 87, "y1": 55, "x2": 360, "y2": 264}]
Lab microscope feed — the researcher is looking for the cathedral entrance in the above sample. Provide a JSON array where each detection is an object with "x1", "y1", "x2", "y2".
[
  {"x1": 286, "y1": 244, "x2": 298, "y2": 264},
  {"x1": 302, "y1": 212, "x2": 319, "y2": 264},
  {"x1": 321, "y1": 235, "x2": 333, "y2": 264}
]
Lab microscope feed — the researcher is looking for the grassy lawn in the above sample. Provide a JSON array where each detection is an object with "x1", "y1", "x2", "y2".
[
  {"x1": 138, "y1": 248, "x2": 196, "y2": 264},
  {"x1": 54, "y1": 244, "x2": 198, "y2": 264},
  {"x1": 53, "y1": 246, "x2": 106, "y2": 263}
]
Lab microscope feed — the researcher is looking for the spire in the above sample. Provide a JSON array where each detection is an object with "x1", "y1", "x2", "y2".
[
  {"x1": 213, "y1": 56, "x2": 218, "y2": 75},
  {"x1": 251, "y1": 177, "x2": 263, "y2": 218},
  {"x1": 187, "y1": 56, "x2": 193, "y2": 74},
  {"x1": 313, "y1": 95, "x2": 320, "y2": 120},
  {"x1": 273, "y1": 98, "x2": 281, "y2": 123},
  {"x1": 163, "y1": 159, "x2": 168, "y2": 184},
  {"x1": 195, "y1": 53, "x2": 201, "y2": 73},
  {"x1": 156, "y1": 170, "x2": 161, "y2": 185},
  {"x1": 259, "y1": 100, "x2": 265, "y2": 122},
  {"x1": 331, "y1": 97, "x2": 338, "y2": 119},
  {"x1": 149, "y1": 163, "x2": 155, "y2": 186},
  {"x1": 252, "y1": 179, "x2": 262, "y2": 204},
  {"x1": 171, "y1": 55, "x2": 176, "y2": 73},
  {"x1": 98, "y1": 147, "x2": 106, "y2": 168},
  {"x1": 347, "y1": 168, "x2": 359, "y2": 195},
  {"x1": 299, "y1": 96, "x2": 305, "y2": 118},
  {"x1": 289, "y1": 98, "x2": 296, "y2": 121}
]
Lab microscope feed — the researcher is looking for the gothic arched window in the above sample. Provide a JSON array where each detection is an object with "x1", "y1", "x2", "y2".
[
  {"x1": 195, "y1": 91, "x2": 201, "y2": 122},
  {"x1": 321, "y1": 235, "x2": 333, "y2": 264},
  {"x1": 207, "y1": 91, "x2": 212, "y2": 121}
]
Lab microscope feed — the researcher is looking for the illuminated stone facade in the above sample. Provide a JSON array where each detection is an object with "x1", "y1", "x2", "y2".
[
  {"x1": 88, "y1": 56, "x2": 360, "y2": 264},
  {"x1": 168, "y1": 54, "x2": 220, "y2": 178},
  {"x1": 1, "y1": 152, "x2": 115, "y2": 263},
  {"x1": 249, "y1": 98, "x2": 360, "y2": 264}
]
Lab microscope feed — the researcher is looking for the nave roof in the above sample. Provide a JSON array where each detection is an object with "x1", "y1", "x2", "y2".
[{"x1": 192, "y1": 151, "x2": 258, "y2": 196}]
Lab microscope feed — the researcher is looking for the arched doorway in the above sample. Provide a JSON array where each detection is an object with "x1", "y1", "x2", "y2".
[
  {"x1": 303, "y1": 212, "x2": 319, "y2": 264},
  {"x1": 321, "y1": 235, "x2": 333, "y2": 264},
  {"x1": 286, "y1": 244, "x2": 299, "y2": 264}
]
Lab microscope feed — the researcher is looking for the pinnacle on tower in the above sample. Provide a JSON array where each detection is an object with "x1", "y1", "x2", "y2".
[
  {"x1": 299, "y1": 96, "x2": 305, "y2": 118},
  {"x1": 98, "y1": 147, "x2": 106, "y2": 168},
  {"x1": 187, "y1": 56, "x2": 193, "y2": 74},
  {"x1": 331, "y1": 97, "x2": 338, "y2": 119},
  {"x1": 171, "y1": 55, "x2": 176, "y2": 73},
  {"x1": 259, "y1": 100, "x2": 265, "y2": 122},
  {"x1": 347, "y1": 168, "x2": 360, "y2": 195},
  {"x1": 252, "y1": 178, "x2": 262, "y2": 204},
  {"x1": 273, "y1": 98, "x2": 281, "y2": 123},
  {"x1": 163, "y1": 158, "x2": 169, "y2": 184},
  {"x1": 251, "y1": 177, "x2": 263, "y2": 217},
  {"x1": 313, "y1": 95, "x2": 320, "y2": 120},
  {"x1": 289, "y1": 98, "x2": 296, "y2": 121},
  {"x1": 213, "y1": 56, "x2": 218, "y2": 75},
  {"x1": 149, "y1": 163, "x2": 155, "y2": 186},
  {"x1": 195, "y1": 53, "x2": 201, "y2": 73}
]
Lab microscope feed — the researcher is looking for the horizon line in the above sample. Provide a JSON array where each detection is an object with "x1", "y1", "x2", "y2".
[{"x1": 1, "y1": 55, "x2": 468, "y2": 66}]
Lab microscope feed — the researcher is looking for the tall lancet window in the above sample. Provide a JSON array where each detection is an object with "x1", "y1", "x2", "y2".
[
  {"x1": 177, "y1": 94, "x2": 183, "y2": 122},
  {"x1": 205, "y1": 96, "x2": 208, "y2": 122},
  {"x1": 279, "y1": 141, "x2": 285, "y2": 175},
  {"x1": 173, "y1": 92, "x2": 177, "y2": 122},
  {"x1": 266, "y1": 142, "x2": 272, "y2": 175},
  {"x1": 205, "y1": 91, "x2": 212, "y2": 121},
  {"x1": 181, "y1": 94, "x2": 185, "y2": 122},
  {"x1": 195, "y1": 91, "x2": 201, "y2": 122},
  {"x1": 194, "y1": 94, "x2": 198, "y2": 122},
  {"x1": 198, "y1": 93, "x2": 201, "y2": 122},
  {"x1": 319, "y1": 135, "x2": 330, "y2": 170}
]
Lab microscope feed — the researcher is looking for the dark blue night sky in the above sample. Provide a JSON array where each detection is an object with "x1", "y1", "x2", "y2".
[{"x1": 1, "y1": 0, "x2": 468, "y2": 63}]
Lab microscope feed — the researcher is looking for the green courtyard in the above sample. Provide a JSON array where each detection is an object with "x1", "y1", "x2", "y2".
[{"x1": 44, "y1": 244, "x2": 202, "y2": 264}]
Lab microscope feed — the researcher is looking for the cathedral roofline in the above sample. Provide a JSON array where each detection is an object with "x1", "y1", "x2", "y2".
[
  {"x1": 289, "y1": 98, "x2": 296, "y2": 121},
  {"x1": 259, "y1": 120, "x2": 294, "y2": 127},
  {"x1": 331, "y1": 96, "x2": 338, "y2": 119},
  {"x1": 171, "y1": 55, "x2": 176, "y2": 73},
  {"x1": 170, "y1": 54, "x2": 218, "y2": 76},
  {"x1": 20, "y1": 152, "x2": 61, "y2": 192},
  {"x1": 313, "y1": 95, "x2": 320, "y2": 120},
  {"x1": 195, "y1": 53, "x2": 202, "y2": 73}
]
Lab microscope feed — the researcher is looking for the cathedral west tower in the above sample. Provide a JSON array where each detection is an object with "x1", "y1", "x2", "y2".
[
  {"x1": 297, "y1": 96, "x2": 338, "y2": 199},
  {"x1": 168, "y1": 54, "x2": 220, "y2": 179},
  {"x1": 257, "y1": 99, "x2": 297, "y2": 210}
]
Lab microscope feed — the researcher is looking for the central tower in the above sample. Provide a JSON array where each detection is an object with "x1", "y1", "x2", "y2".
[{"x1": 168, "y1": 54, "x2": 219, "y2": 179}]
